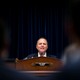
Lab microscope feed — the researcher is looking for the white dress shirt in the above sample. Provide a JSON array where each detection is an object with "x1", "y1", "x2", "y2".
[{"x1": 38, "y1": 52, "x2": 47, "y2": 57}]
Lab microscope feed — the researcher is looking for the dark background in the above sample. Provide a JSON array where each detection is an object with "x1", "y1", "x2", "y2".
[{"x1": 0, "y1": 1, "x2": 69, "y2": 59}]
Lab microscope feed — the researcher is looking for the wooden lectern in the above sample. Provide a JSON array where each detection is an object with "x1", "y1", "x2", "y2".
[{"x1": 15, "y1": 57, "x2": 63, "y2": 76}]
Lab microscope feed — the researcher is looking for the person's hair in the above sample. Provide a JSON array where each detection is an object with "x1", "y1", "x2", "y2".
[
  {"x1": 36, "y1": 37, "x2": 48, "y2": 44},
  {"x1": 66, "y1": 1, "x2": 80, "y2": 38}
]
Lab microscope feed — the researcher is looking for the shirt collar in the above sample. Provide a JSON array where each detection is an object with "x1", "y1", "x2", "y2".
[{"x1": 38, "y1": 52, "x2": 47, "y2": 57}]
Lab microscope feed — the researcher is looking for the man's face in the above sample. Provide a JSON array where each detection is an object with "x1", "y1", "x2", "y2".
[{"x1": 36, "y1": 38, "x2": 48, "y2": 53}]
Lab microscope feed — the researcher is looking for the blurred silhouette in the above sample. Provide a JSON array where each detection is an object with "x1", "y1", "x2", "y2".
[
  {"x1": 58, "y1": 1, "x2": 80, "y2": 80},
  {"x1": 23, "y1": 37, "x2": 56, "y2": 60},
  {"x1": 61, "y1": 0, "x2": 80, "y2": 65},
  {"x1": 47, "y1": 1, "x2": 80, "y2": 80},
  {"x1": 0, "y1": 19, "x2": 39, "y2": 80}
]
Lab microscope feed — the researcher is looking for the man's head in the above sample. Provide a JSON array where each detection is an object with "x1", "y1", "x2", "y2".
[
  {"x1": 65, "y1": 1, "x2": 80, "y2": 43},
  {"x1": 36, "y1": 37, "x2": 48, "y2": 53}
]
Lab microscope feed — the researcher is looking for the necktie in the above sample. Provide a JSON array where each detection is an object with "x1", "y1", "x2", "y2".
[{"x1": 40, "y1": 54, "x2": 44, "y2": 57}]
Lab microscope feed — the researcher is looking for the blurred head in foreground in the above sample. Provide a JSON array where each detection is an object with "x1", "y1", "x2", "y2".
[
  {"x1": 65, "y1": 0, "x2": 80, "y2": 44},
  {"x1": 0, "y1": 19, "x2": 10, "y2": 60}
]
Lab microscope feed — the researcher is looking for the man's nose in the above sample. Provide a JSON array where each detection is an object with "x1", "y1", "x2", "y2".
[{"x1": 41, "y1": 44, "x2": 44, "y2": 46}]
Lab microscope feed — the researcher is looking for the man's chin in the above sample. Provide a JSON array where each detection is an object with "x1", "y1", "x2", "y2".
[{"x1": 39, "y1": 51, "x2": 45, "y2": 53}]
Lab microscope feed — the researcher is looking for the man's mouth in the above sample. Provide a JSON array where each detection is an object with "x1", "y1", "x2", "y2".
[{"x1": 40, "y1": 48, "x2": 44, "y2": 49}]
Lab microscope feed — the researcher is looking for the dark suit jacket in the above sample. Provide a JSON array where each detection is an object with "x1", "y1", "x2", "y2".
[{"x1": 23, "y1": 53, "x2": 56, "y2": 60}]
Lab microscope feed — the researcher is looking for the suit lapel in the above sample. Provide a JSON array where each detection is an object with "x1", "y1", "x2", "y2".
[{"x1": 34, "y1": 54, "x2": 38, "y2": 58}]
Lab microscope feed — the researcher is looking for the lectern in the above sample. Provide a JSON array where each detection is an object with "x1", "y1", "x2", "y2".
[{"x1": 15, "y1": 57, "x2": 63, "y2": 76}]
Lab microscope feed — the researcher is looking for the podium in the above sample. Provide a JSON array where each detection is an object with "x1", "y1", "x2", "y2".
[{"x1": 15, "y1": 57, "x2": 63, "y2": 76}]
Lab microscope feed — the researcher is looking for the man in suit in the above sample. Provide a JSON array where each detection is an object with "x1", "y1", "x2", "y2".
[{"x1": 24, "y1": 37, "x2": 56, "y2": 60}]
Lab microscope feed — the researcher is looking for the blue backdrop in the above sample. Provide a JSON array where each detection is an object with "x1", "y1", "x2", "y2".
[{"x1": 0, "y1": 1, "x2": 69, "y2": 59}]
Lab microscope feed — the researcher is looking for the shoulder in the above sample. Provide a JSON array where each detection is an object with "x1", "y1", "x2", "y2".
[
  {"x1": 64, "y1": 43, "x2": 77, "y2": 54},
  {"x1": 48, "y1": 54, "x2": 56, "y2": 58},
  {"x1": 61, "y1": 43, "x2": 79, "y2": 64},
  {"x1": 23, "y1": 53, "x2": 36, "y2": 60}
]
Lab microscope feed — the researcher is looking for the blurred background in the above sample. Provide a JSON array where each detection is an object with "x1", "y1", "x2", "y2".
[{"x1": 0, "y1": 1, "x2": 69, "y2": 59}]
